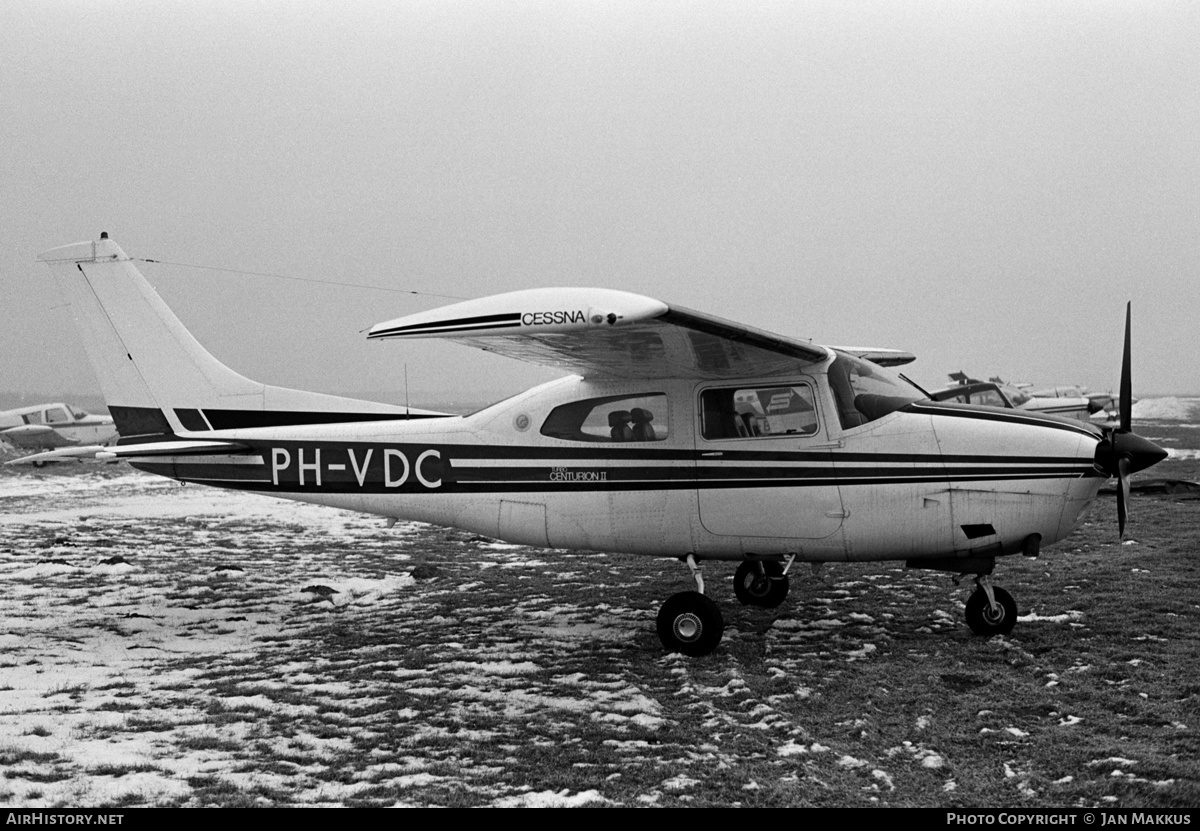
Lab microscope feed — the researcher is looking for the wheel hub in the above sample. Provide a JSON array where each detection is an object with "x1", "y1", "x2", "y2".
[{"x1": 673, "y1": 613, "x2": 702, "y2": 642}]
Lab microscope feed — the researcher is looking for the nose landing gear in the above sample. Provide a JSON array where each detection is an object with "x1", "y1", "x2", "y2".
[
  {"x1": 964, "y1": 575, "x2": 1017, "y2": 637},
  {"x1": 732, "y1": 559, "x2": 790, "y2": 608}
]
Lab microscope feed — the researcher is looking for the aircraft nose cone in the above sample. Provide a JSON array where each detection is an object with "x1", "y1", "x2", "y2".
[
  {"x1": 1122, "y1": 432, "x2": 1169, "y2": 474},
  {"x1": 1095, "y1": 430, "x2": 1169, "y2": 477}
]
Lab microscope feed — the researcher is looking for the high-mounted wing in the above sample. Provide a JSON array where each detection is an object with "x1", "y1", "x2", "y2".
[{"x1": 367, "y1": 288, "x2": 830, "y2": 380}]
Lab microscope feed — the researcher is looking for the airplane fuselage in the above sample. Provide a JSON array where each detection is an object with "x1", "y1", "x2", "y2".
[{"x1": 127, "y1": 373, "x2": 1106, "y2": 564}]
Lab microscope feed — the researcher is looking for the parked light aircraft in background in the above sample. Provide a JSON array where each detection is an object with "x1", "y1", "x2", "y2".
[
  {"x1": 930, "y1": 374, "x2": 1094, "y2": 421},
  {"x1": 1023, "y1": 387, "x2": 1128, "y2": 422},
  {"x1": 35, "y1": 234, "x2": 1165, "y2": 656},
  {"x1": 1, "y1": 402, "x2": 117, "y2": 462},
  {"x1": 937, "y1": 374, "x2": 1130, "y2": 423}
]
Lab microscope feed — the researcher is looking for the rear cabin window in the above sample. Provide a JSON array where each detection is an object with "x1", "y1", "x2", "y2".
[
  {"x1": 700, "y1": 384, "x2": 818, "y2": 440},
  {"x1": 541, "y1": 393, "x2": 668, "y2": 443}
]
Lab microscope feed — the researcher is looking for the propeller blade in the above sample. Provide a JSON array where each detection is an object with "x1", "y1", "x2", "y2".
[
  {"x1": 1120, "y1": 302, "x2": 1132, "y2": 432},
  {"x1": 1092, "y1": 303, "x2": 1166, "y2": 540},
  {"x1": 1116, "y1": 454, "x2": 1130, "y2": 539}
]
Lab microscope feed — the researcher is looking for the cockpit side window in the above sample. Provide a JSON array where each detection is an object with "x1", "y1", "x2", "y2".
[
  {"x1": 973, "y1": 389, "x2": 1007, "y2": 407},
  {"x1": 828, "y1": 352, "x2": 924, "y2": 429},
  {"x1": 45, "y1": 407, "x2": 70, "y2": 424},
  {"x1": 541, "y1": 393, "x2": 668, "y2": 443},
  {"x1": 700, "y1": 384, "x2": 818, "y2": 439}
]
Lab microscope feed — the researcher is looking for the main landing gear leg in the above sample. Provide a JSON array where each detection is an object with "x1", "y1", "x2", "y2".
[
  {"x1": 964, "y1": 574, "x2": 1018, "y2": 637},
  {"x1": 656, "y1": 554, "x2": 725, "y2": 657}
]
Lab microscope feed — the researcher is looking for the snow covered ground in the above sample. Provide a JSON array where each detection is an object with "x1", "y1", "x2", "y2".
[{"x1": 1, "y1": 467, "x2": 1194, "y2": 807}]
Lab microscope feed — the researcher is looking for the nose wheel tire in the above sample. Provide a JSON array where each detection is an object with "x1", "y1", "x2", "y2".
[
  {"x1": 965, "y1": 586, "x2": 1018, "y2": 637},
  {"x1": 733, "y1": 561, "x2": 790, "y2": 608},
  {"x1": 657, "y1": 591, "x2": 724, "y2": 656}
]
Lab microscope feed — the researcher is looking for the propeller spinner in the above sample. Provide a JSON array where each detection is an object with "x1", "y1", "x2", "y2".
[{"x1": 1093, "y1": 303, "x2": 1168, "y2": 537}]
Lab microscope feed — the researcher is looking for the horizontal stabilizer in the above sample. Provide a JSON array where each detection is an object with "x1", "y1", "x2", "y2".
[
  {"x1": 7, "y1": 439, "x2": 251, "y2": 465},
  {"x1": 96, "y1": 439, "x2": 252, "y2": 460}
]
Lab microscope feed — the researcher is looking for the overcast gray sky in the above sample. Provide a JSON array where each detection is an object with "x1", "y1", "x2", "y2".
[{"x1": 3, "y1": 0, "x2": 1197, "y2": 406}]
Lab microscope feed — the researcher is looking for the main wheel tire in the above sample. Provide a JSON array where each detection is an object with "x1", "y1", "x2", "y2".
[
  {"x1": 656, "y1": 591, "x2": 724, "y2": 656},
  {"x1": 965, "y1": 586, "x2": 1018, "y2": 637},
  {"x1": 733, "y1": 561, "x2": 789, "y2": 608}
]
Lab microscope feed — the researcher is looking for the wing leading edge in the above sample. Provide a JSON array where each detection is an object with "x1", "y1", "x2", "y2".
[{"x1": 367, "y1": 288, "x2": 831, "y2": 380}]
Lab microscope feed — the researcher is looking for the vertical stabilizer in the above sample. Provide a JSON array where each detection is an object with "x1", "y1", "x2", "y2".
[{"x1": 39, "y1": 235, "x2": 429, "y2": 438}]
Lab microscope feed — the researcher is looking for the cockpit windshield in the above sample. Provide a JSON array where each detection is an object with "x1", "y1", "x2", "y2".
[
  {"x1": 827, "y1": 351, "x2": 926, "y2": 429},
  {"x1": 1002, "y1": 386, "x2": 1031, "y2": 407}
]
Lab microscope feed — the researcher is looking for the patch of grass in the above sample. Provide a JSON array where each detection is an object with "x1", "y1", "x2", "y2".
[
  {"x1": 48, "y1": 682, "x2": 90, "y2": 699},
  {"x1": 94, "y1": 700, "x2": 143, "y2": 712},
  {"x1": 111, "y1": 792, "x2": 148, "y2": 807},
  {"x1": 121, "y1": 716, "x2": 179, "y2": 734},
  {"x1": 185, "y1": 776, "x2": 273, "y2": 808},
  {"x1": 177, "y1": 735, "x2": 243, "y2": 753},
  {"x1": 0, "y1": 748, "x2": 61, "y2": 765},
  {"x1": 88, "y1": 763, "x2": 163, "y2": 778},
  {"x1": 5, "y1": 768, "x2": 73, "y2": 783}
]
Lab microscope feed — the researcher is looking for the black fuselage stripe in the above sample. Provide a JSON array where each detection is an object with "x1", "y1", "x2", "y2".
[
  {"x1": 239, "y1": 439, "x2": 1094, "y2": 465},
  {"x1": 199, "y1": 410, "x2": 448, "y2": 430},
  {"x1": 908, "y1": 402, "x2": 1101, "y2": 438},
  {"x1": 138, "y1": 458, "x2": 1100, "y2": 493},
  {"x1": 161, "y1": 472, "x2": 1099, "y2": 495}
]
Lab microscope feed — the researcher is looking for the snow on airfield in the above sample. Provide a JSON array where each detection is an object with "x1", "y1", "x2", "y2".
[
  {"x1": 0, "y1": 468, "x2": 1140, "y2": 806},
  {"x1": 1130, "y1": 396, "x2": 1200, "y2": 423}
]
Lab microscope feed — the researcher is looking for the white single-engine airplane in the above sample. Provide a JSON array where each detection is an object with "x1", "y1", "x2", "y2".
[
  {"x1": 37, "y1": 234, "x2": 1166, "y2": 656},
  {"x1": 1, "y1": 402, "x2": 117, "y2": 462}
]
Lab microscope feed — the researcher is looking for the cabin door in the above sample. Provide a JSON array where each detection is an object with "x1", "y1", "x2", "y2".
[{"x1": 694, "y1": 380, "x2": 845, "y2": 540}]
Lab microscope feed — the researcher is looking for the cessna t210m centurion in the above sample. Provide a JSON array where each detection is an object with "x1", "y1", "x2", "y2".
[{"x1": 38, "y1": 234, "x2": 1166, "y2": 656}]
